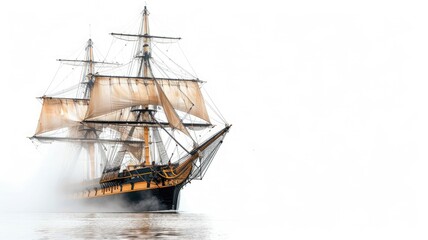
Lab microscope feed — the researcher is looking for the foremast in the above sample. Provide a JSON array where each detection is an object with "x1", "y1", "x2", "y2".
[
  {"x1": 110, "y1": 6, "x2": 155, "y2": 167},
  {"x1": 141, "y1": 6, "x2": 152, "y2": 166},
  {"x1": 110, "y1": 6, "x2": 194, "y2": 168}
]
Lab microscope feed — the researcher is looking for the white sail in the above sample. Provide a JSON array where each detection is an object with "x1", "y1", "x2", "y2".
[
  {"x1": 35, "y1": 97, "x2": 88, "y2": 135},
  {"x1": 85, "y1": 76, "x2": 210, "y2": 123},
  {"x1": 154, "y1": 78, "x2": 192, "y2": 138}
]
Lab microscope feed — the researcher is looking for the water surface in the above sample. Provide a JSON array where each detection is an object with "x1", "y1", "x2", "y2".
[{"x1": 0, "y1": 212, "x2": 233, "y2": 239}]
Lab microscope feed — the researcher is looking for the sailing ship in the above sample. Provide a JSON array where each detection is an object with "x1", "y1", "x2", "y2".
[{"x1": 30, "y1": 6, "x2": 230, "y2": 211}]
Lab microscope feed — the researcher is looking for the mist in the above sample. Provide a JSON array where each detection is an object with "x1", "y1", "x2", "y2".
[{"x1": 3, "y1": 0, "x2": 428, "y2": 239}]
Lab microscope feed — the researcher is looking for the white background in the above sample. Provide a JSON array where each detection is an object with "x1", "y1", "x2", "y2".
[{"x1": 2, "y1": 0, "x2": 428, "y2": 239}]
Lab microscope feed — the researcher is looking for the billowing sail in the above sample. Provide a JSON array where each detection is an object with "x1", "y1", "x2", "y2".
[
  {"x1": 154, "y1": 78, "x2": 192, "y2": 137},
  {"x1": 85, "y1": 76, "x2": 210, "y2": 123},
  {"x1": 35, "y1": 97, "x2": 88, "y2": 135}
]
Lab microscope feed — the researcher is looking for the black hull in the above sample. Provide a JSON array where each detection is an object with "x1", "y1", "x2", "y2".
[{"x1": 82, "y1": 184, "x2": 183, "y2": 212}]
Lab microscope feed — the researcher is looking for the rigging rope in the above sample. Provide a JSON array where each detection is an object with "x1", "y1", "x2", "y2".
[
  {"x1": 43, "y1": 64, "x2": 63, "y2": 96},
  {"x1": 178, "y1": 42, "x2": 198, "y2": 77},
  {"x1": 101, "y1": 38, "x2": 116, "y2": 65},
  {"x1": 203, "y1": 87, "x2": 228, "y2": 124},
  {"x1": 153, "y1": 44, "x2": 197, "y2": 79},
  {"x1": 46, "y1": 84, "x2": 80, "y2": 97},
  {"x1": 48, "y1": 67, "x2": 79, "y2": 96}
]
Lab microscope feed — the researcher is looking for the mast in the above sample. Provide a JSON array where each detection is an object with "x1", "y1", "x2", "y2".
[
  {"x1": 109, "y1": 6, "x2": 199, "y2": 162},
  {"x1": 57, "y1": 39, "x2": 94, "y2": 99},
  {"x1": 141, "y1": 6, "x2": 151, "y2": 77},
  {"x1": 57, "y1": 39, "x2": 97, "y2": 179},
  {"x1": 142, "y1": 7, "x2": 151, "y2": 166},
  {"x1": 85, "y1": 38, "x2": 95, "y2": 98},
  {"x1": 86, "y1": 39, "x2": 96, "y2": 179},
  {"x1": 110, "y1": 7, "x2": 156, "y2": 166},
  {"x1": 57, "y1": 39, "x2": 119, "y2": 99}
]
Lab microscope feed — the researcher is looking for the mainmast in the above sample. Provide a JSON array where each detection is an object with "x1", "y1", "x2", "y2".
[
  {"x1": 56, "y1": 39, "x2": 98, "y2": 179},
  {"x1": 57, "y1": 39, "x2": 118, "y2": 99},
  {"x1": 57, "y1": 39, "x2": 94, "y2": 99},
  {"x1": 85, "y1": 38, "x2": 95, "y2": 98},
  {"x1": 83, "y1": 39, "x2": 96, "y2": 179},
  {"x1": 84, "y1": 39, "x2": 95, "y2": 179}
]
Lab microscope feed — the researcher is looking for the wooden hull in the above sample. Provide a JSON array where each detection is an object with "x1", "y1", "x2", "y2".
[
  {"x1": 76, "y1": 162, "x2": 193, "y2": 212},
  {"x1": 82, "y1": 183, "x2": 183, "y2": 211},
  {"x1": 72, "y1": 126, "x2": 230, "y2": 212}
]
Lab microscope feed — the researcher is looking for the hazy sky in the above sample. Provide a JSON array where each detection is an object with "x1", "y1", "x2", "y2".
[{"x1": 2, "y1": 0, "x2": 428, "y2": 239}]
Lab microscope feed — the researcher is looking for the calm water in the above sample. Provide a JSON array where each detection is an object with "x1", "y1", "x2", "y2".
[{"x1": 0, "y1": 212, "x2": 238, "y2": 239}]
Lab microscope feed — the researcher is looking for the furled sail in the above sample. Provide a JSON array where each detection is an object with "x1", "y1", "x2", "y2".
[
  {"x1": 35, "y1": 97, "x2": 88, "y2": 135},
  {"x1": 85, "y1": 76, "x2": 210, "y2": 123}
]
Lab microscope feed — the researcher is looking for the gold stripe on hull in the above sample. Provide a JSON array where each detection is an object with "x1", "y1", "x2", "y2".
[{"x1": 77, "y1": 162, "x2": 192, "y2": 199}]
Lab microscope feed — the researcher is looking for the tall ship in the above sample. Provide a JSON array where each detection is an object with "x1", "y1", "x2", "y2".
[{"x1": 30, "y1": 6, "x2": 230, "y2": 211}]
